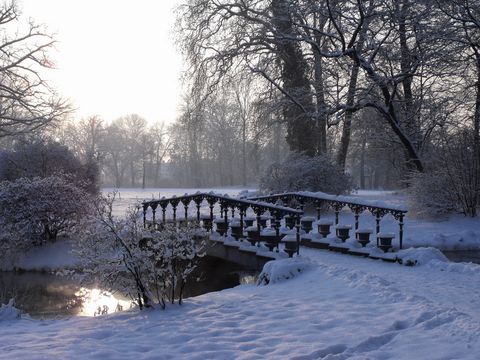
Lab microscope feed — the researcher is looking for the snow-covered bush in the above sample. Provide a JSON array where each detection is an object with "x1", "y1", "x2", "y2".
[
  {"x1": 0, "y1": 176, "x2": 93, "y2": 265},
  {"x1": 406, "y1": 170, "x2": 459, "y2": 217},
  {"x1": 407, "y1": 132, "x2": 479, "y2": 217},
  {"x1": 259, "y1": 152, "x2": 354, "y2": 194},
  {"x1": 257, "y1": 258, "x2": 313, "y2": 285},
  {"x1": 0, "y1": 299, "x2": 22, "y2": 321},
  {"x1": 74, "y1": 194, "x2": 206, "y2": 310},
  {"x1": 0, "y1": 140, "x2": 100, "y2": 194}
]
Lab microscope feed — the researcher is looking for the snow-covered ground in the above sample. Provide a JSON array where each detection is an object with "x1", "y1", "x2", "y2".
[
  {"x1": 1, "y1": 188, "x2": 480, "y2": 359},
  {"x1": 2, "y1": 249, "x2": 480, "y2": 359}
]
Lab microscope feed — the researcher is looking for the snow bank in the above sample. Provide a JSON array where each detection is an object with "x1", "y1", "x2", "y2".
[
  {"x1": 426, "y1": 259, "x2": 480, "y2": 276},
  {"x1": 0, "y1": 299, "x2": 22, "y2": 321},
  {"x1": 397, "y1": 247, "x2": 448, "y2": 266},
  {"x1": 417, "y1": 230, "x2": 480, "y2": 250},
  {"x1": 257, "y1": 257, "x2": 313, "y2": 285},
  {"x1": 396, "y1": 247, "x2": 480, "y2": 275}
]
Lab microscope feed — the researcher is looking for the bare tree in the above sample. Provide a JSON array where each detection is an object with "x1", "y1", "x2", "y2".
[{"x1": 0, "y1": 1, "x2": 69, "y2": 138}]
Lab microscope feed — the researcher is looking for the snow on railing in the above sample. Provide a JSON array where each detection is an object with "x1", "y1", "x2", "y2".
[{"x1": 247, "y1": 192, "x2": 407, "y2": 249}]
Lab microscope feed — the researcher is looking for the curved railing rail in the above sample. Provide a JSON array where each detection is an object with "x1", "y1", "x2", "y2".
[
  {"x1": 247, "y1": 192, "x2": 407, "y2": 249},
  {"x1": 142, "y1": 192, "x2": 303, "y2": 225}
]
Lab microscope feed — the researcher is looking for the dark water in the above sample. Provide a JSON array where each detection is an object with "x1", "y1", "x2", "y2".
[{"x1": 0, "y1": 256, "x2": 258, "y2": 318}]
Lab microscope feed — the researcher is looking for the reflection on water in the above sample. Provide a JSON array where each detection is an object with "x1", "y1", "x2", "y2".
[
  {"x1": 0, "y1": 256, "x2": 259, "y2": 319},
  {"x1": 76, "y1": 288, "x2": 132, "y2": 317},
  {"x1": 0, "y1": 272, "x2": 131, "y2": 318}
]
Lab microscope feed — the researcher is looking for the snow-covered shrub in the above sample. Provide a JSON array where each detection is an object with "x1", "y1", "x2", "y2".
[
  {"x1": 259, "y1": 152, "x2": 354, "y2": 194},
  {"x1": 0, "y1": 140, "x2": 100, "y2": 194},
  {"x1": 257, "y1": 258, "x2": 313, "y2": 285},
  {"x1": 0, "y1": 299, "x2": 22, "y2": 321},
  {"x1": 74, "y1": 194, "x2": 206, "y2": 310},
  {"x1": 406, "y1": 170, "x2": 459, "y2": 217},
  {"x1": 396, "y1": 247, "x2": 449, "y2": 266},
  {"x1": 0, "y1": 176, "x2": 93, "y2": 265},
  {"x1": 407, "y1": 132, "x2": 479, "y2": 217}
]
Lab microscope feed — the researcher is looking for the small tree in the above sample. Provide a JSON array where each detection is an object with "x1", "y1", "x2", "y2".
[
  {"x1": 259, "y1": 152, "x2": 354, "y2": 195},
  {"x1": 74, "y1": 194, "x2": 206, "y2": 310}
]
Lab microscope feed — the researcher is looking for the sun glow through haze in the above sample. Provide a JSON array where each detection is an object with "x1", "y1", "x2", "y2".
[{"x1": 19, "y1": 0, "x2": 183, "y2": 124}]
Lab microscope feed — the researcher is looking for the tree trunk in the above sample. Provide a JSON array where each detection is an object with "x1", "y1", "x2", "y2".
[
  {"x1": 360, "y1": 133, "x2": 366, "y2": 189},
  {"x1": 336, "y1": 0, "x2": 372, "y2": 169},
  {"x1": 242, "y1": 117, "x2": 247, "y2": 186},
  {"x1": 271, "y1": 0, "x2": 316, "y2": 156},
  {"x1": 311, "y1": 11, "x2": 328, "y2": 155},
  {"x1": 398, "y1": 0, "x2": 421, "y2": 150}
]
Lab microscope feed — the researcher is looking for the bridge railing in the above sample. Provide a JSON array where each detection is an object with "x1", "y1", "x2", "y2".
[
  {"x1": 142, "y1": 192, "x2": 305, "y2": 255},
  {"x1": 247, "y1": 192, "x2": 407, "y2": 249}
]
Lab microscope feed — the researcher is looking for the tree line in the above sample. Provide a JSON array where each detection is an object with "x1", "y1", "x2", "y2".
[{"x1": 173, "y1": 0, "x2": 479, "y2": 191}]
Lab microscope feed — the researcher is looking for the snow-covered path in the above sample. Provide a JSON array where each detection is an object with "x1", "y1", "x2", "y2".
[{"x1": 2, "y1": 248, "x2": 480, "y2": 359}]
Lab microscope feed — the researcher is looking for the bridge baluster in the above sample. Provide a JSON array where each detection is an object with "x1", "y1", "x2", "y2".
[
  {"x1": 161, "y1": 205, "x2": 166, "y2": 224},
  {"x1": 295, "y1": 214, "x2": 301, "y2": 255},
  {"x1": 256, "y1": 213, "x2": 262, "y2": 247},
  {"x1": 143, "y1": 204, "x2": 147, "y2": 228},
  {"x1": 399, "y1": 214, "x2": 404, "y2": 249},
  {"x1": 152, "y1": 206, "x2": 157, "y2": 228},
  {"x1": 274, "y1": 214, "x2": 281, "y2": 252},
  {"x1": 196, "y1": 203, "x2": 201, "y2": 223},
  {"x1": 375, "y1": 211, "x2": 381, "y2": 246}
]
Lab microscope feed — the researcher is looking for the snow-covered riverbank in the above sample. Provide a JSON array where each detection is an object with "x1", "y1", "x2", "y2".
[{"x1": 2, "y1": 249, "x2": 479, "y2": 359}]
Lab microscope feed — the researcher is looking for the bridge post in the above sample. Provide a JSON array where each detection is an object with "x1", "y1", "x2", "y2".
[
  {"x1": 209, "y1": 204, "x2": 214, "y2": 228},
  {"x1": 375, "y1": 210, "x2": 381, "y2": 246},
  {"x1": 399, "y1": 214, "x2": 404, "y2": 249},
  {"x1": 152, "y1": 205, "x2": 157, "y2": 228},
  {"x1": 354, "y1": 210, "x2": 360, "y2": 230},
  {"x1": 256, "y1": 212, "x2": 262, "y2": 247},
  {"x1": 142, "y1": 204, "x2": 147, "y2": 228},
  {"x1": 274, "y1": 213, "x2": 281, "y2": 252},
  {"x1": 161, "y1": 204, "x2": 166, "y2": 224},
  {"x1": 295, "y1": 214, "x2": 301, "y2": 255},
  {"x1": 239, "y1": 206, "x2": 246, "y2": 238},
  {"x1": 196, "y1": 204, "x2": 201, "y2": 223}
]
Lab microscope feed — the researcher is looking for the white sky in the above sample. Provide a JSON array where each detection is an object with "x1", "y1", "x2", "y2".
[{"x1": 19, "y1": 0, "x2": 184, "y2": 124}]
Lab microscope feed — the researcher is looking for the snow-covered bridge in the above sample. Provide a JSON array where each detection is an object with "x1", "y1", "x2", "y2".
[{"x1": 142, "y1": 191, "x2": 408, "y2": 269}]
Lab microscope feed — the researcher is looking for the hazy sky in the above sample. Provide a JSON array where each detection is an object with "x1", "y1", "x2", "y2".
[{"x1": 19, "y1": 0, "x2": 183, "y2": 124}]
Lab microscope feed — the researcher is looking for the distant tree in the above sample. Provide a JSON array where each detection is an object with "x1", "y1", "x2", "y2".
[{"x1": 0, "y1": 1, "x2": 69, "y2": 138}]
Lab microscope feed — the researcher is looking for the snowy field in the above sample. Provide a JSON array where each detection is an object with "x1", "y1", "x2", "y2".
[{"x1": 1, "y1": 188, "x2": 480, "y2": 359}]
